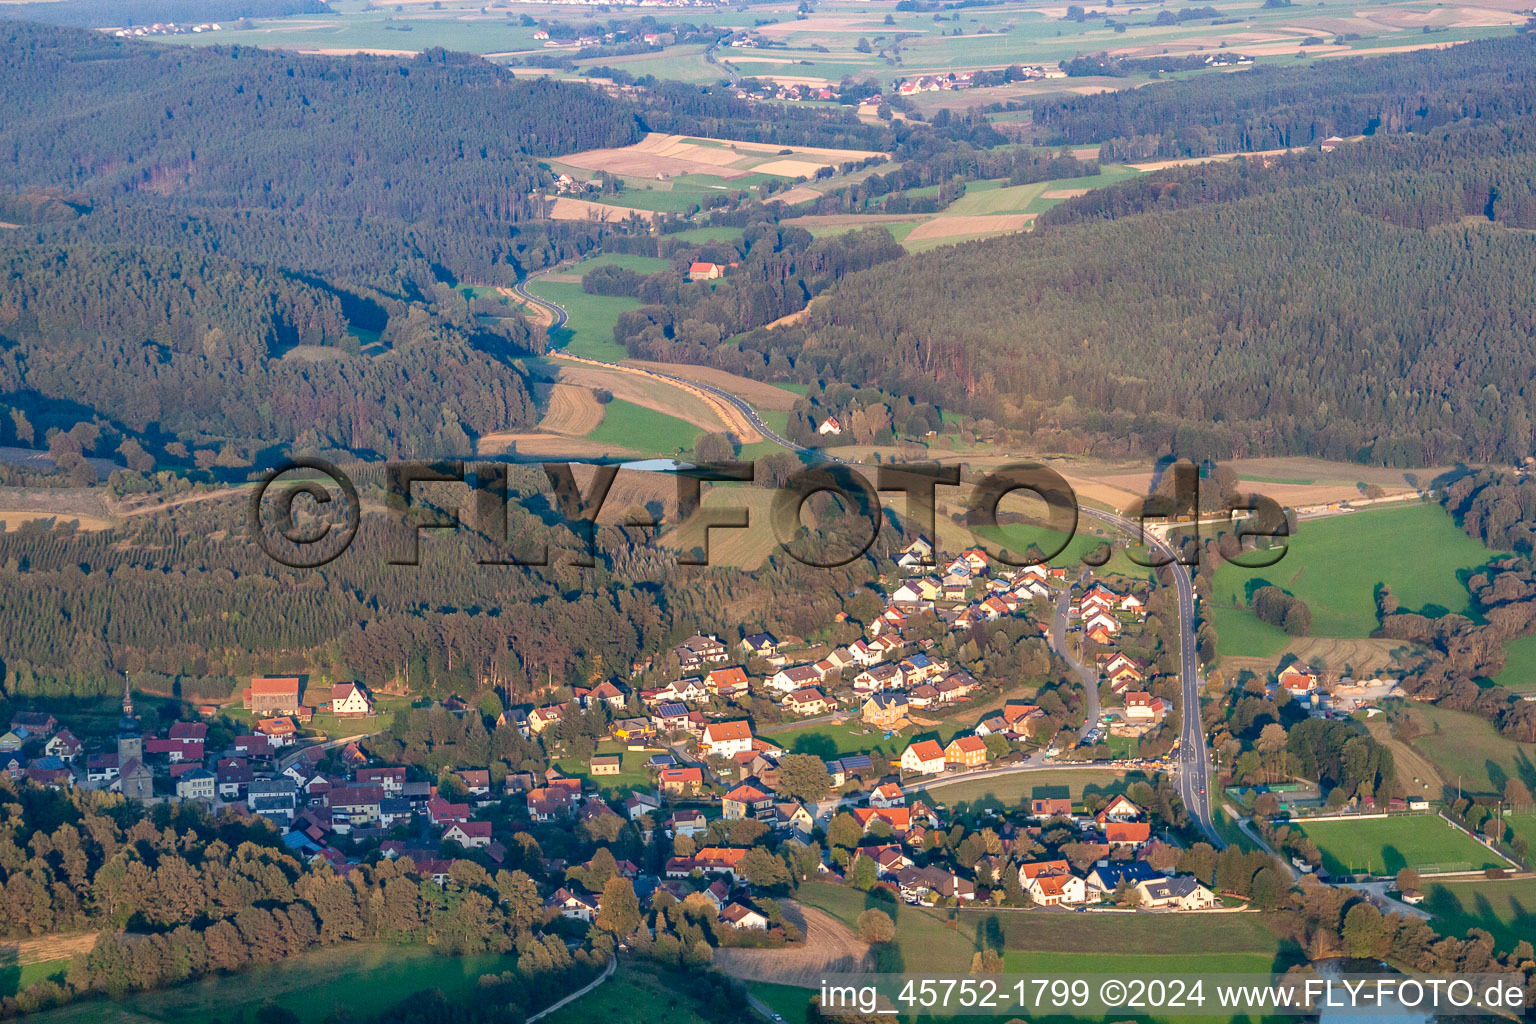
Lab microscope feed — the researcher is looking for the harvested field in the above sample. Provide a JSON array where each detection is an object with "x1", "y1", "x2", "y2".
[
  {"x1": 1221, "y1": 637, "x2": 1408, "y2": 679},
  {"x1": 496, "y1": 286, "x2": 554, "y2": 330},
  {"x1": 753, "y1": 15, "x2": 890, "y2": 36},
  {"x1": 0, "y1": 932, "x2": 98, "y2": 966},
  {"x1": 537, "y1": 383, "x2": 605, "y2": 436},
  {"x1": 558, "y1": 133, "x2": 883, "y2": 183},
  {"x1": 772, "y1": 186, "x2": 823, "y2": 205},
  {"x1": 750, "y1": 158, "x2": 827, "y2": 178},
  {"x1": 1318, "y1": 41, "x2": 1467, "y2": 57},
  {"x1": 1365, "y1": 720, "x2": 1445, "y2": 798},
  {"x1": 713, "y1": 905, "x2": 872, "y2": 987},
  {"x1": 475, "y1": 432, "x2": 640, "y2": 459},
  {"x1": 1042, "y1": 188, "x2": 1091, "y2": 199},
  {"x1": 548, "y1": 196, "x2": 658, "y2": 224},
  {"x1": 625, "y1": 362, "x2": 802, "y2": 412},
  {"x1": 904, "y1": 214, "x2": 1033, "y2": 241}
]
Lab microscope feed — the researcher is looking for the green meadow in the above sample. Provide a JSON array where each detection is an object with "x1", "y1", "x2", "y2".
[
  {"x1": 1211, "y1": 504, "x2": 1498, "y2": 651},
  {"x1": 585, "y1": 399, "x2": 701, "y2": 456},
  {"x1": 1296, "y1": 814, "x2": 1506, "y2": 876}
]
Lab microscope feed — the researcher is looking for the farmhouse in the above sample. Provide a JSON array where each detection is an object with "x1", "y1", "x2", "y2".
[
  {"x1": 688, "y1": 261, "x2": 724, "y2": 281},
  {"x1": 1278, "y1": 662, "x2": 1320, "y2": 695},
  {"x1": 817, "y1": 416, "x2": 842, "y2": 436},
  {"x1": 244, "y1": 676, "x2": 303, "y2": 716}
]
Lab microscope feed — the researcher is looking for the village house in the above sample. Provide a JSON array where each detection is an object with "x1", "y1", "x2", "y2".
[
  {"x1": 705, "y1": 666, "x2": 750, "y2": 699},
  {"x1": 658, "y1": 765, "x2": 703, "y2": 796},
  {"x1": 1084, "y1": 860, "x2": 1159, "y2": 896},
  {"x1": 1278, "y1": 662, "x2": 1320, "y2": 696},
  {"x1": 1136, "y1": 876, "x2": 1217, "y2": 910},
  {"x1": 1028, "y1": 872, "x2": 1088, "y2": 906},
  {"x1": 896, "y1": 536, "x2": 934, "y2": 570},
  {"x1": 10, "y1": 712, "x2": 56, "y2": 737},
  {"x1": 175, "y1": 767, "x2": 216, "y2": 802},
  {"x1": 782, "y1": 686, "x2": 832, "y2": 716},
  {"x1": 722, "y1": 782, "x2": 775, "y2": 820},
  {"x1": 720, "y1": 903, "x2": 770, "y2": 930},
  {"x1": 1099, "y1": 652, "x2": 1146, "y2": 692},
  {"x1": 688, "y1": 261, "x2": 724, "y2": 282},
  {"x1": 944, "y1": 735, "x2": 989, "y2": 769},
  {"x1": 899, "y1": 740, "x2": 946, "y2": 776},
  {"x1": 896, "y1": 865, "x2": 975, "y2": 904},
  {"x1": 528, "y1": 704, "x2": 565, "y2": 734},
  {"x1": 869, "y1": 782, "x2": 905, "y2": 809},
  {"x1": 1096, "y1": 795, "x2": 1143, "y2": 822},
  {"x1": 767, "y1": 664, "x2": 821, "y2": 694},
  {"x1": 674, "y1": 633, "x2": 729, "y2": 670},
  {"x1": 1122, "y1": 691, "x2": 1167, "y2": 725},
  {"x1": 546, "y1": 888, "x2": 598, "y2": 922},
  {"x1": 244, "y1": 676, "x2": 304, "y2": 716},
  {"x1": 853, "y1": 663, "x2": 904, "y2": 694},
  {"x1": 771, "y1": 801, "x2": 815, "y2": 836},
  {"x1": 44, "y1": 729, "x2": 82, "y2": 761},
  {"x1": 1030, "y1": 797, "x2": 1074, "y2": 819},
  {"x1": 443, "y1": 821, "x2": 493, "y2": 849},
  {"x1": 701, "y1": 720, "x2": 754, "y2": 759},
  {"x1": 739, "y1": 631, "x2": 780, "y2": 659},
  {"x1": 575, "y1": 680, "x2": 628, "y2": 710},
  {"x1": 861, "y1": 691, "x2": 909, "y2": 729},
  {"x1": 817, "y1": 416, "x2": 842, "y2": 436},
  {"x1": 330, "y1": 682, "x2": 374, "y2": 717},
  {"x1": 669, "y1": 809, "x2": 708, "y2": 838},
  {"x1": 693, "y1": 847, "x2": 748, "y2": 879},
  {"x1": 590, "y1": 754, "x2": 622, "y2": 776},
  {"x1": 1104, "y1": 821, "x2": 1152, "y2": 849}
]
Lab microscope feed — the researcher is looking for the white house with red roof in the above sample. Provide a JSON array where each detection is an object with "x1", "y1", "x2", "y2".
[
  {"x1": 701, "y1": 720, "x2": 754, "y2": 758},
  {"x1": 899, "y1": 739, "x2": 946, "y2": 776}
]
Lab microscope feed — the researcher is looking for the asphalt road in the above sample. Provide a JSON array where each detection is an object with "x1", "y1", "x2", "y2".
[
  {"x1": 514, "y1": 265, "x2": 838, "y2": 463},
  {"x1": 1076, "y1": 506, "x2": 1220, "y2": 845}
]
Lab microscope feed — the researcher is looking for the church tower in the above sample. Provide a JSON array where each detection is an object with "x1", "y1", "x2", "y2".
[{"x1": 116, "y1": 678, "x2": 142, "y2": 766}]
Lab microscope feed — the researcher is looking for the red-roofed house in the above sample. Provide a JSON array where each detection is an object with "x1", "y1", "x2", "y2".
[
  {"x1": 1104, "y1": 821, "x2": 1151, "y2": 848},
  {"x1": 689, "y1": 261, "x2": 723, "y2": 281},
  {"x1": 443, "y1": 821, "x2": 493, "y2": 849},
  {"x1": 899, "y1": 740, "x2": 946, "y2": 776},
  {"x1": 245, "y1": 676, "x2": 303, "y2": 715},
  {"x1": 944, "y1": 735, "x2": 989, "y2": 768},
  {"x1": 658, "y1": 766, "x2": 703, "y2": 796},
  {"x1": 427, "y1": 795, "x2": 471, "y2": 826},
  {"x1": 702, "y1": 720, "x2": 754, "y2": 758}
]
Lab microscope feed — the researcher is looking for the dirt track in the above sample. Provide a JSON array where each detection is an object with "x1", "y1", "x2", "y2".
[{"x1": 713, "y1": 904, "x2": 874, "y2": 987}]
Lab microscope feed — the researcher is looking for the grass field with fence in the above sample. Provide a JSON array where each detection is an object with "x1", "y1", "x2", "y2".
[{"x1": 1297, "y1": 814, "x2": 1508, "y2": 876}]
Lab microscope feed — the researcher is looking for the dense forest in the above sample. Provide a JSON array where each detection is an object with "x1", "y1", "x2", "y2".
[
  {"x1": 703, "y1": 115, "x2": 1536, "y2": 465},
  {"x1": 1031, "y1": 34, "x2": 1536, "y2": 159},
  {"x1": 0, "y1": 783, "x2": 614, "y2": 1019}
]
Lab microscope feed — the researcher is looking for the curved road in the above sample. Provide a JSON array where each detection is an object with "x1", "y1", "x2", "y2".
[
  {"x1": 515, "y1": 266, "x2": 833, "y2": 462},
  {"x1": 514, "y1": 263, "x2": 1217, "y2": 843},
  {"x1": 1048, "y1": 573, "x2": 1100, "y2": 744}
]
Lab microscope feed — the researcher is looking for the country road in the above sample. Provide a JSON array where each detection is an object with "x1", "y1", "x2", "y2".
[
  {"x1": 515, "y1": 262, "x2": 1219, "y2": 843},
  {"x1": 514, "y1": 264, "x2": 838, "y2": 463},
  {"x1": 1077, "y1": 506, "x2": 1219, "y2": 846}
]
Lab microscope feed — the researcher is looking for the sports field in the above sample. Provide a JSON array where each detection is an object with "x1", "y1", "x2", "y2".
[
  {"x1": 1212, "y1": 504, "x2": 1498, "y2": 652},
  {"x1": 1296, "y1": 814, "x2": 1507, "y2": 876},
  {"x1": 1421, "y1": 876, "x2": 1536, "y2": 955}
]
